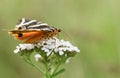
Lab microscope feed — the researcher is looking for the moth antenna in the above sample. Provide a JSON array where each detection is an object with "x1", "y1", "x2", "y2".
[{"x1": 2, "y1": 29, "x2": 9, "y2": 31}]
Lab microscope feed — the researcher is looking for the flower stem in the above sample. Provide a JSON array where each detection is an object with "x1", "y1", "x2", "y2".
[
  {"x1": 52, "y1": 56, "x2": 66, "y2": 77},
  {"x1": 43, "y1": 53, "x2": 54, "y2": 78},
  {"x1": 32, "y1": 63, "x2": 45, "y2": 74},
  {"x1": 24, "y1": 55, "x2": 45, "y2": 74}
]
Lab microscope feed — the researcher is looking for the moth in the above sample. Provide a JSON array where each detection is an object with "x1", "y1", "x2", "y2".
[{"x1": 8, "y1": 18, "x2": 61, "y2": 43}]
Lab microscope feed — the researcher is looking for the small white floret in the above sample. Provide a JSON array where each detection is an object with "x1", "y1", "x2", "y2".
[{"x1": 34, "y1": 54, "x2": 41, "y2": 61}]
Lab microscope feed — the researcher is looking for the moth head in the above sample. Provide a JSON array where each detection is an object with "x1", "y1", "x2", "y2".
[{"x1": 58, "y1": 29, "x2": 62, "y2": 32}]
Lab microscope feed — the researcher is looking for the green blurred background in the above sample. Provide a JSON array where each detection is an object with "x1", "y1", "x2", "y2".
[{"x1": 0, "y1": 0, "x2": 120, "y2": 78}]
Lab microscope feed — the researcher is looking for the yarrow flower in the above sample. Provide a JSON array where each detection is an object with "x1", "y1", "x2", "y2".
[
  {"x1": 14, "y1": 37, "x2": 80, "y2": 56},
  {"x1": 13, "y1": 37, "x2": 80, "y2": 78}
]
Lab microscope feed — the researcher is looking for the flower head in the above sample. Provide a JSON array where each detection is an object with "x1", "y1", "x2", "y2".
[
  {"x1": 14, "y1": 37, "x2": 80, "y2": 63},
  {"x1": 14, "y1": 37, "x2": 80, "y2": 55}
]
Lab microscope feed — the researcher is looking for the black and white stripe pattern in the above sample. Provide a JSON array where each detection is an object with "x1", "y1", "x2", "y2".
[{"x1": 16, "y1": 18, "x2": 55, "y2": 31}]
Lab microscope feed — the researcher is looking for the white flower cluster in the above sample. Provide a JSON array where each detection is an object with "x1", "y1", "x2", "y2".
[
  {"x1": 14, "y1": 37, "x2": 80, "y2": 60},
  {"x1": 38, "y1": 38, "x2": 80, "y2": 55},
  {"x1": 14, "y1": 44, "x2": 34, "y2": 53}
]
